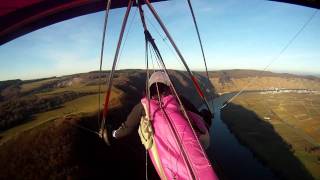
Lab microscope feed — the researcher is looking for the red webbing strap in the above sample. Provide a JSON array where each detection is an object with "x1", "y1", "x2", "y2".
[
  {"x1": 192, "y1": 75, "x2": 212, "y2": 112},
  {"x1": 191, "y1": 75, "x2": 204, "y2": 98},
  {"x1": 103, "y1": 89, "x2": 112, "y2": 119}
]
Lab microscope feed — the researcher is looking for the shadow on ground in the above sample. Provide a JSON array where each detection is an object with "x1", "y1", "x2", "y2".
[
  {"x1": 222, "y1": 103, "x2": 314, "y2": 180},
  {"x1": 72, "y1": 112, "x2": 160, "y2": 179}
]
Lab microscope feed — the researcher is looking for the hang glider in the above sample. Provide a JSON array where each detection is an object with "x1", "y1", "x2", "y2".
[{"x1": 0, "y1": 0, "x2": 318, "y2": 45}]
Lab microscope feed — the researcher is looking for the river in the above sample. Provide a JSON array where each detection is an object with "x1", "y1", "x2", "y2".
[{"x1": 206, "y1": 94, "x2": 278, "y2": 180}]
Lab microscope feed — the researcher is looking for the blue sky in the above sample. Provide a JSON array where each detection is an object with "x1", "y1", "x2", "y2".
[{"x1": 0, "y1": 0, "x2": 319, "y2": 80}]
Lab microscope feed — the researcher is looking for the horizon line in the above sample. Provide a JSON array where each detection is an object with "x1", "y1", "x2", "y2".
[{"x1": 1, "y1": 68, "x2": 319, "y2": 82}]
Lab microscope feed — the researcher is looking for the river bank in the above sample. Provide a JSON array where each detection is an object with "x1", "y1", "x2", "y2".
[
  {"x1": 220, "y1": 92, "x2": 319, "y2": 179},
  {"x1": 206, "y1": 94, "x2": 277, "y2": 180}
]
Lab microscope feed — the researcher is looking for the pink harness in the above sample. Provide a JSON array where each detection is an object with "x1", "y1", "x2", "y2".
[{"x1": 141, "y1": 95, "x2": 218, "y2": 180}]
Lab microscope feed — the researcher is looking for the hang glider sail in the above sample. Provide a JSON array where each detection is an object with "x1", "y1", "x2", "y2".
[
  {"x1": 0, "y1": 0, "x2": 166, "y2": 45},
  {"x1": 0, "y1": 0, "x2": 319, "y2": 45},
  {"x1": 270, "y1": 0, "x2": 320, "y2": 9}
]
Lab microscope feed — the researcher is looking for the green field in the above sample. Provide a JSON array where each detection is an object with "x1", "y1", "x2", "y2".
[
  {"x1": 222, "y1": 92, "x2": 320, "y2": 179},
  {"x1": 0, "y1": 89, "x2": 122, "y2": 146},
  {"x1": 19, "y1": 76, "x2": 108, "y2": 96},
  {"x1": 36, "y1": 84, "x2": 107, "y2": 96},
  {"x1": 20, "y1": 78, "x2": 58, "y2": 93}
]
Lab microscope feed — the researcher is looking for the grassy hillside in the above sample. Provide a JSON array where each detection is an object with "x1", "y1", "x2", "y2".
[
  {"x1": 20, "y1": 77, "x2": 58, "y2": 93},
  {"x1": 0, "y1": 91, "x2": 122, "y2": 146}
]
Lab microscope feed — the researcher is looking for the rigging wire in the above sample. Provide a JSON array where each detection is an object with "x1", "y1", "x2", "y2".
[
  {"x1": 183, "y1": 2, "x2": 230, "y2": 172},
  {"x1": 100, "y1": 0, "x2": 133, "y2": 132},
  {"x1": 66, "y1": 120, "x2": 100, "y2": 136},
  {"x1": 98, "y1": 0, "x2": 112, "y2": 130},
  {"x1": 220, "y1": 9, "x2": 318, "y2": 110},
  {"x1": 145, "y1": 16, "x2": 174, "y2": 54},
  {"x1": 116, "y1": 8, "x2": 138, "y2": 70},
  {"x1": 145, "y1": 15, "x2": 186, "y2": 71},
  {"x1": 144, "y1": 0, "x2": 212, "y2": 114},
  {"x1": 146, "y1": 10, "x2": 213, "y2": 112},
  {"x1": 186, "y1": 0, "x2": 215, "y2": 107},
  {"x1": 146, "y1": 15, "x2": 212, "y2": 109}
]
